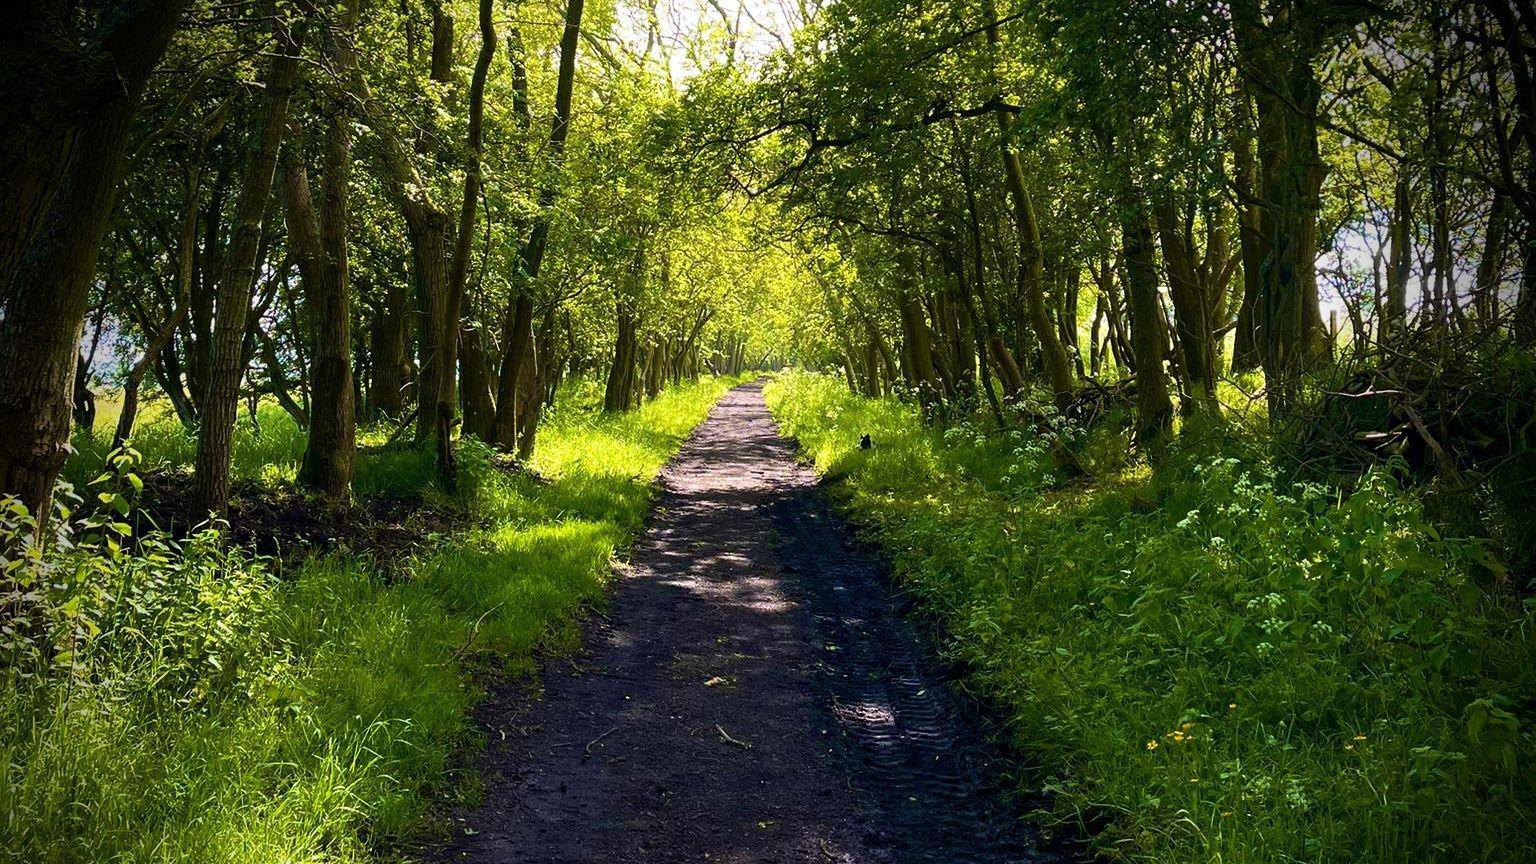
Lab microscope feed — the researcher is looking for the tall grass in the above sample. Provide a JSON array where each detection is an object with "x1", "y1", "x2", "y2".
[
  {"x1": 2, "y1": 376, "x2": 738, "y2": 863},
  {"x1": 765, "y1": 371, "x2": 1536, "y2": 864}
]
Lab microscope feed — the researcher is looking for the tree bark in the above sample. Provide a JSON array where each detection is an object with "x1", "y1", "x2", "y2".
[
  {"x1": 516, "y1": 307, "x2": 557, "y2": 459},
  {"x1": 366, "y1": 277, "x2": 409, "y2": 417},
  {"x1": 1231, "y1": 0, "x2": 1364, "y2": 414},
  {"x1": 0, "y1": 4, "x2": 180, "y2": 295},
  {"x1": 980, "y1": 1, "x2": 1073, "y2": 411},
  {"x1": 460, "y1": 323, "x2": 497, "y2": 440},
  {"x1": 191, "y1": 19, "x2": 303, "y2": 520},
  {"x1": 1231, "y1": 84, "x2": 1264, "y2": 372},
  {"x1": 897, "y1": 283, "x2": 939, "y2": 411},
  {"x1": 281, "y1": 121, "x2": 355, "y2": 498},
  {"x1": 1121, "y1": 190, "x2": 1174, "y2": 453},
  {"x1": 1384, "y1": 171, "x2": 1413, "y2": 338},
  {"x1": 492, "y1": 0, "x2": 584, "y2": 450},
  {"x1": 0, "y1": 0, "x2": 188, "y2": 518},
  {"x1": 605, "y1": 302, "x2": 640, "y2": 412},
  {"x1": 407, "y1": 207, "x2": 451, "y2": 443},
  {"x1": 1153, "y1": 193, "x2": 1218, "y2": 416},
  {"x1": 436, "y1": 0, "x2": 497, "y2": 482}
]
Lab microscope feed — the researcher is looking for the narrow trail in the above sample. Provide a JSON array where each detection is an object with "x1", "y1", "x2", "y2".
[{"x1": 429, "y1": 380, "x2": 1073, "y2": 864}]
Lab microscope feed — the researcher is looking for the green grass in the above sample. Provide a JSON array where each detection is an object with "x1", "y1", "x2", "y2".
[
  {"x1": 2, "y1": 376, "x2": 739, "y2": 863},
  {"x1": 64, "y1": 399, "x2": 449, "y2": 500},
  {"x1": 765, "y1": 370, "x2": 1536, "y2": 864}
]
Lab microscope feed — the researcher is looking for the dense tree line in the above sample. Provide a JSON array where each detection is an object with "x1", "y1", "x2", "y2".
[
  {"x1": 4, "y1": 0, "x2": 1532, "y2": 527},
  {"x1": 0, "y1": 0, "x2": 793, "y2": 524},
  {"x1": 695, "y1": 0, "x2": 1534, "y2": 479}
]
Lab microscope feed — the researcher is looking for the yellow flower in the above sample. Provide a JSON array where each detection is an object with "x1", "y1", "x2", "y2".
[
  {"x1": 1352, "y1": 734, "x2": 1367, "y2": 741},
  {"x1": 1146, "y1": 740, "x2": 1159, "y2": 750}
]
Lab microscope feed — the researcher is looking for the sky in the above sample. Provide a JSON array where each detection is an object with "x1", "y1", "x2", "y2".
[{"x1": 615, "y1": 0, "x2": 806, "y2": 82}]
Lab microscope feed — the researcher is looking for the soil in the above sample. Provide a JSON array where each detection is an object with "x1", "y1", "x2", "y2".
[
  {"x1": 124, "y1": 471, "x2": 463, "y2": 562},
  {"x1": 424, "y1": 380, "x2": 1078, "y2": 864}
]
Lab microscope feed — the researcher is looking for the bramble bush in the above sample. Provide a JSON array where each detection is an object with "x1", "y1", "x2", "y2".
[{"x1": 766, "y1": 370, "x2": 1535, "y2": 864}]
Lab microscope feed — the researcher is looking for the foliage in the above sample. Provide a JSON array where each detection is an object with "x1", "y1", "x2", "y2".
[{"x1": 767, "y1": 371, "x2": 1536, "y2": 864}]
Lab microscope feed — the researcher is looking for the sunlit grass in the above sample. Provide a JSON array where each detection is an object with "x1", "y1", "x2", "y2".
[
  {"x1": 766, "y1": 370, "x2": 1536, "y2": 864},
  {"x1": 2, "y1": 375, "x2": 739, "y2": 863}
]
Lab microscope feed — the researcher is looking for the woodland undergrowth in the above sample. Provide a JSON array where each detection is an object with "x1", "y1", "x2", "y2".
[
  {"x1": 0, "y1": 376, "x2": 735, "y2": 864},
  {"x1": 766, "y1": 370, "x2": 1535, "y2": 864}
]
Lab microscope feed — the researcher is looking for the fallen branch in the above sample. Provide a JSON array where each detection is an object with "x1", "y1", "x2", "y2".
[
  {"x1": 449, "y1": 602, "x2": 505, "y2": 663},
  {"x1": 716, "y1": 724, "x2": 751, "y2": 749},
  {"x1": 585, "y1": 725, "x2": 619, "y2": 755}
]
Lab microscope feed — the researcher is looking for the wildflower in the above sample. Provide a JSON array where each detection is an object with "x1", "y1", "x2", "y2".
[
  {"x1": 1228, "y1": 703, "x2": 1237, "y2": 710},
  {"x1": 1147, "y1": 740, "x2": 1159, "y2": 750}
]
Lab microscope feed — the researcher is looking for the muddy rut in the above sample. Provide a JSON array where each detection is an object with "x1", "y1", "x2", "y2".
[{"x1": 427, "y1": 380, "x2": 1073, "y2": 864}]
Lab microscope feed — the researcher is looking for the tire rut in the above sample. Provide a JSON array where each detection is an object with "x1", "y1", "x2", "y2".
[{"x1": 773, "y1": 487, "x2": 1068, "y2": 864}]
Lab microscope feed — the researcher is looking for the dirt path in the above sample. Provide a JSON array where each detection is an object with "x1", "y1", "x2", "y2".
[{"x1": 428, "y1": 380, "x2": 1072, "y2": 864}]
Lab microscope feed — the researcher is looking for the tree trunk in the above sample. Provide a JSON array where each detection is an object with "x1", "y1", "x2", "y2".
[
  {"x1": 1121, "y1": 190, "x2": 1174, "y2": 453},
  {"x1": 295, "y1": 0, "x2": 360, "y2": 499},
  {"x1": 1516, "y1": 220, "x2": 1536, "y2": 345},
  {"x1": 429, "y1": 1, "x2": 455, "y2": 82},
  {"x1": 1232, "y1": 0, "x2": 1357, "y2": 414},
  {"x1": 605, "y1": 303, "x2": 640, "y2": 412},
  {"x1": 367, "y1": 278, "x2": 409, "y2": 417},
  {"x1": 0, "y1": 0, "x2": 187, "y2": 518},
  {"x1": 1231, "y1": 85, "x2": 1264, "y2": 373},
  {"x1": 407, "y1": 208, "x2": 451, "y2": 443},
  {"x1": 1384, "y1": 171, "x2": 1413, "y2": 337},
  {"x1": 434, "y1": 0, "x2": 496, "y2": 483},
  {"x1": 281, "y1": 119, "x2": 355, "y2": 498},
  {"x1": 1474, "y1": 193, "x2": 1508, "y2": 323},
  {"x1": 981, "y1": 8, "x2": 1073, "y2": 411},
  {"x1": 191, "y1": 21, "x2": 303, "y2": 519},
  {"x1": 0, "y1": 4, "x2": 186, "y2": 297},
  {"x1": 492, "y1": 292, "x2": 535, "y2": 447},
  {"x1": 1154, "y1": 194, "x2": 1219, "y2": 416},
  {"x1": 516, "y1": 307, "x2": 556, "y2": 460},
  {"x1": 460, "y1": 323, "x2": 497, "y2": 440},
  {"x1": 186, "y1": 169, "x2": 226, "y2": 415},
  {"x1": 996, "y1": 143, "x2": 1074, "y2": 410},
  {"x1": 513, "y1": 311, "x2": 541, "y2": 443},
  {"x1": 491, "y1": 0, "x2": 584, "y2": 450},
  {"x1": 897, "y1": 285, "x2": 938, "y2": 410}
]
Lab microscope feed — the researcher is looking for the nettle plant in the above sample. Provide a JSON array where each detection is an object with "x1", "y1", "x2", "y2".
[{"x1": 1, "y1": 450, "x2": 274, "y2": 704}]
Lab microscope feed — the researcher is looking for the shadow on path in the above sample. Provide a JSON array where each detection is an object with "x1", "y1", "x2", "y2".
[{"x1": 426, "y1": 380, "x2": 1077, "y2": 864}]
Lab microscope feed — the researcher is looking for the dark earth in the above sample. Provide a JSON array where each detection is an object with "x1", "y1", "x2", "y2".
[
  {"x1": 121, "y1": 469, "x2": 466, "y2": 561},
  {"x1": 425, "y1": 380, "x2": 1077, "y2": 863}
]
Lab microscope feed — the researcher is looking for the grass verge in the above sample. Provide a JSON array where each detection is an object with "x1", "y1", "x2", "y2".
[
  {"x1": 765, "y1": 370, "x2": 1535, "y2": 864},
  {"x1": 2, "y1": 376, "x2": 738, "y2": 863}
]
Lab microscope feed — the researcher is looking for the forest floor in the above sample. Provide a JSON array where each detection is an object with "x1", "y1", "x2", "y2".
[{"x1": 421, "y1": 379, "x2": 1073, "y2": 864}]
